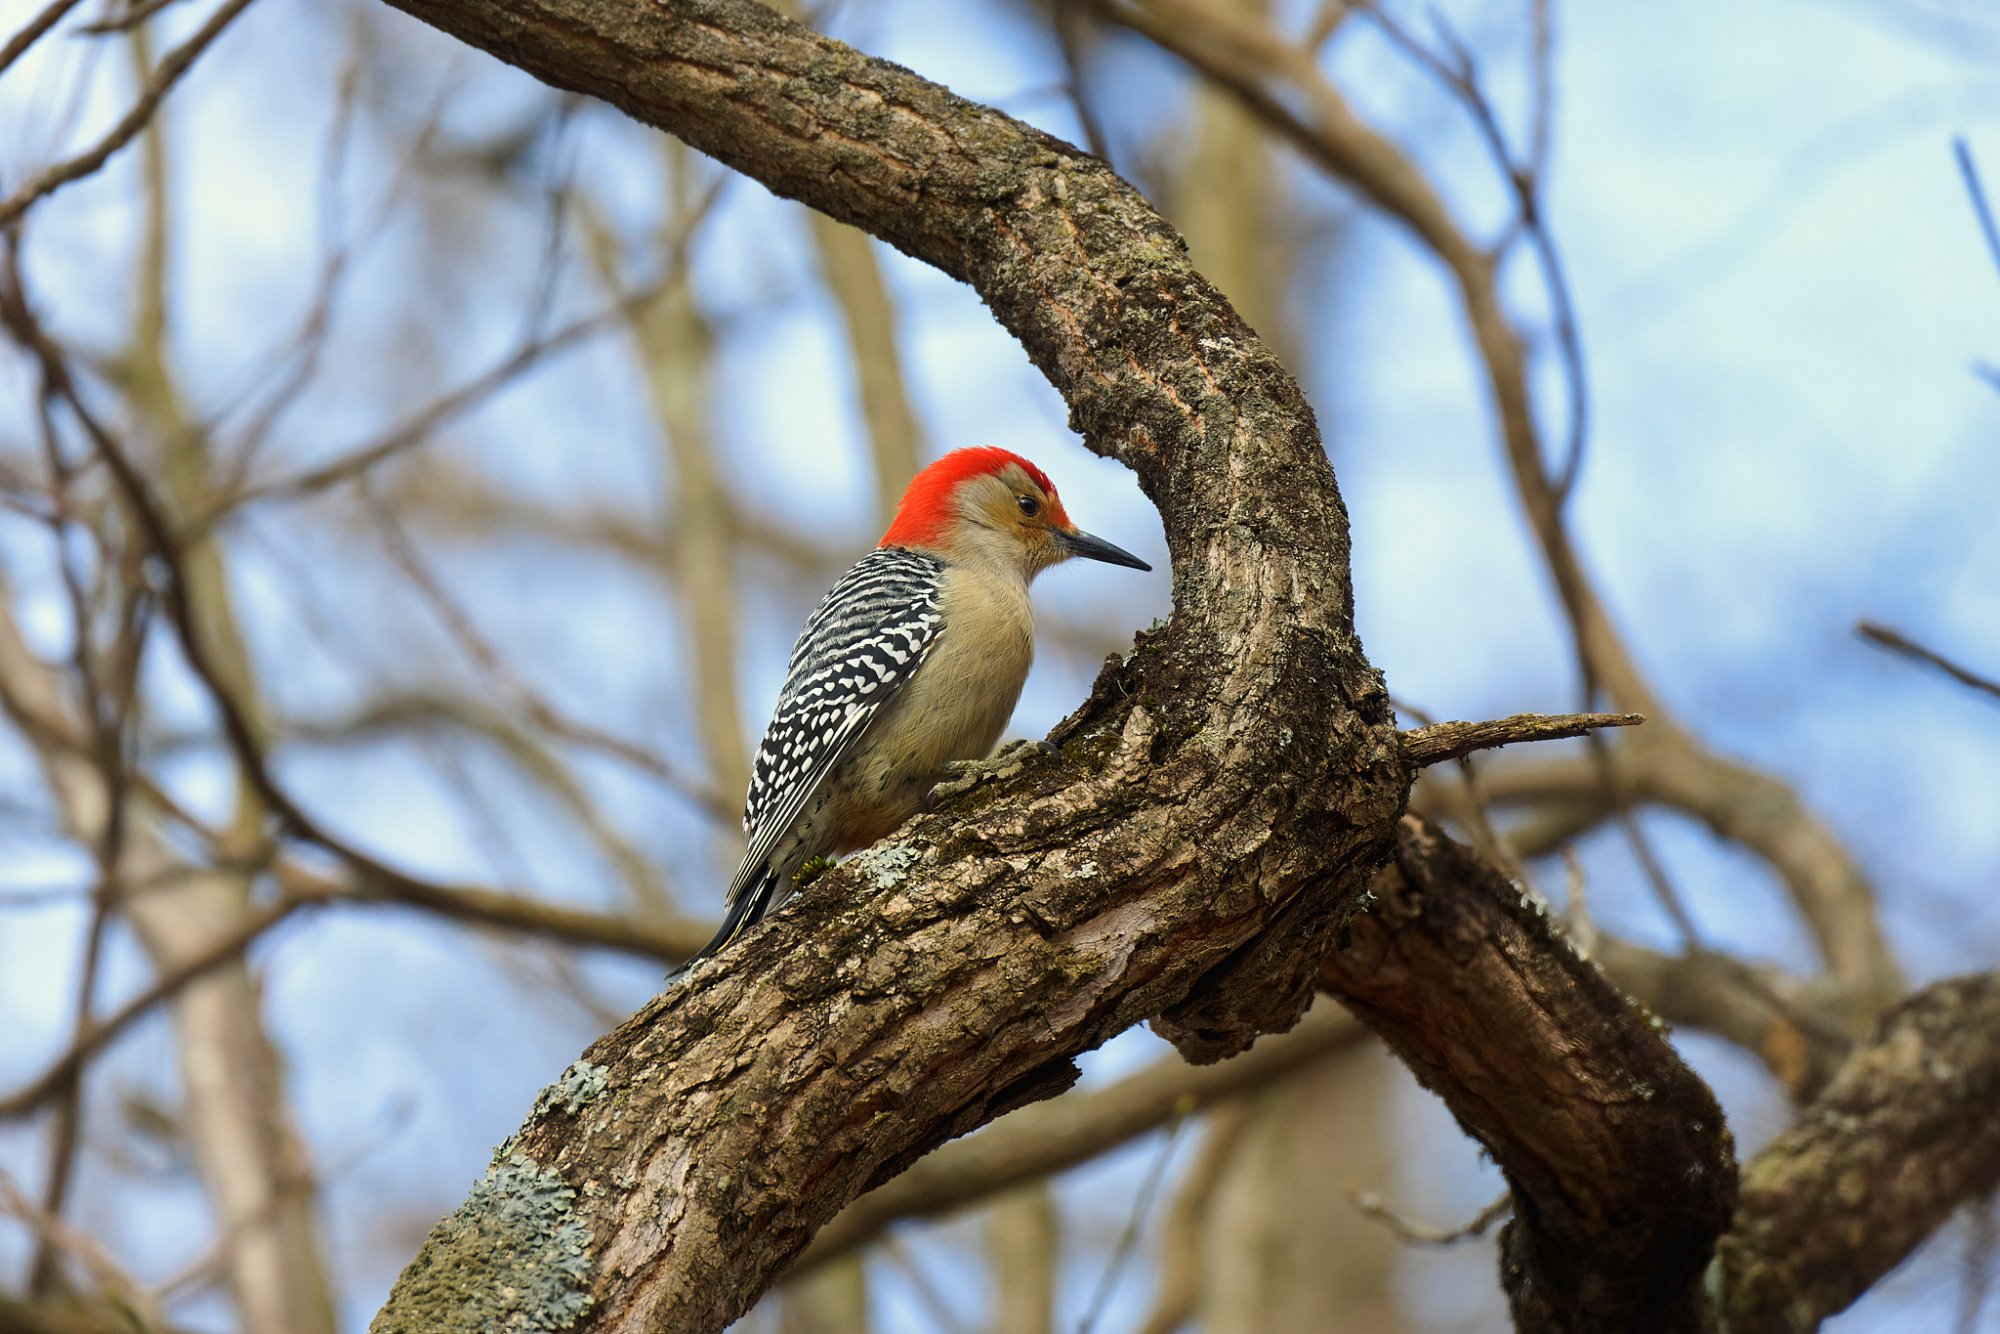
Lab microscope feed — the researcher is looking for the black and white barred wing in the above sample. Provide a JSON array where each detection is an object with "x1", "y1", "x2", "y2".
[{"x1": 730, "y1": 547, "x2": 947, "y2": 906}]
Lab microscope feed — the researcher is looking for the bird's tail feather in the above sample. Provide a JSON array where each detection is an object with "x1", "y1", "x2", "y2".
[{"x1": 666, "y1": 867, "x2": 780, "y2": 981}]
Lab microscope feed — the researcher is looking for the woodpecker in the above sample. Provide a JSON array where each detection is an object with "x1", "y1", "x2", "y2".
[{"x1": 677, "y1": 446, "x2": 1151, "y2": 972}]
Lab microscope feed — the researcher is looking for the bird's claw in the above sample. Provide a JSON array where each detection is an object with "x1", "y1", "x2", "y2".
[{"x1": 925, "y1": 739, "x2": 1055, "y2": 808}]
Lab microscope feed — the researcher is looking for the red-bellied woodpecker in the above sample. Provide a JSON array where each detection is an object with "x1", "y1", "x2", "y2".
[{"x1": 677, "y1": 446, "x2": 1151, "y2": 972}]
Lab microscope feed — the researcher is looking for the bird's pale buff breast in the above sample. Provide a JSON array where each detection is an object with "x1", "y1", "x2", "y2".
[{"x1": 824, "y1": 564, "x2": 1033, "y2": 850}]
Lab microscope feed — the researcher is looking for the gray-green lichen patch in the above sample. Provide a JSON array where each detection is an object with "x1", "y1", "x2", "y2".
[
  {"x1": 848, "y1": 842, "x2": 919, "y2": 890},
  {"x1": 369, "y1": 1153, "x2": 595, "y2": 1334},
  {"x1": 535, "y1": 1060, "x2": 610, "y2": 1120}
]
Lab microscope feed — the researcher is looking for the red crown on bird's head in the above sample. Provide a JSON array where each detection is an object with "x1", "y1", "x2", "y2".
[{"x1": 880, "y1": 447, "x2": 1069, "y2": 548}]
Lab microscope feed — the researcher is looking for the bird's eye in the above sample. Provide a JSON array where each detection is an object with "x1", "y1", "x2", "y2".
[{"x1": 1017, "y1": 494, "x2": 1041, "y2": 517}]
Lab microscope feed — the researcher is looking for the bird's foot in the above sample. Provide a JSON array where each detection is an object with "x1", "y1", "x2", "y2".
[{"x1": 926, "y1": 739, "x2": 1056, "y2": 808}]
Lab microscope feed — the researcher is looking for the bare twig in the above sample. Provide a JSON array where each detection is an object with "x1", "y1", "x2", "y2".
[
  {"x1": 0, "y1": 895, "x2": 309, "y2": 1119},
  {"x1": 212, "y1": 292, "x2": 645, "y2": 515},
  {"x1": 1348, "y1": 1188, "x2": 1511, "y2": 1245},
  {"x1": 26, "y1": 875, "x2": 118, "y2": 1294},
  {"x1": 1526, "y1": 0, "x2": 1553, "y2": 181},
  {"x1": 1131, "y1": 1103, "x2": 1252, "y2": 1334},
  {"x1": 1955, "y1": 136, "x2": 2000, "y2": 288},
  {"x1": 78, "y1": 0, "x2": 195, "y2": 35},
  {"x1": 1053, "y1": 0, "x2": 1114, "y2": 162},
  {"x1": 1356, "y1": 0, "x2": 1590, "y2": 500},
  {"x1": 0, "y1": 0, "x2": 258, "y2": 227},
  {"x1": 1861, "y1": 619, "x2": 2000, "y2": 704},
  {"x1": 212, "y1": 50, "x2": 375, "y2": 478},
  {"x1": 876, "y1": 1235, "x2": 971, "y2": 1334},
  {"x1": 206, "y1": 173, "x2": 719, "y2": 525},
  {"x1": 1960, "y1": 1195, "x2": 1997, "y2": 1334},
  {"x1": 276, "y1": 860, "x2": 707, "y2": 961},
  {"x1": 1399, "y1": 709, "x2": 1641, "y2": 767},
  {"x1": 1598, "y1": 730, "x2": 1706, "y2": 950},
  {"x1": 359, "y1": 481, "x2": 732, "y2": 821},
  {"x1": 1305, "y1": 0, "x2": 1352, "y2": 50},
  {"x1": 0, "y1": 1170, "x2": 167, "y2": 1326},
  {"x1": 1077, "y1": 1110, "x2": 1184, "y2": 1334},
  {"x1": 0, "y1": 0, "x2": 85, "y2": 78}
]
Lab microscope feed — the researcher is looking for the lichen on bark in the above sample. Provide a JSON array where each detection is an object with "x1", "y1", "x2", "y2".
[{"x1": 371, "y1": 1153, "x2": 595, "y2": 1334}]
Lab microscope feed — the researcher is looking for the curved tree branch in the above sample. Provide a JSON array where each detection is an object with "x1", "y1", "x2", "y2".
[
  {"x1": 1312, "y1": 819, "x2": 2000, "y2": 1331},
  {"x1": 366, "y1": 1, "x2": 1406, "y2": 1329},
  {"x1": 1093, "y1": 0, "x2": 1903, "y2": 1018},
  {"x1": 1320, "y1": 817, "x2": 1737, "y2": 1332}
]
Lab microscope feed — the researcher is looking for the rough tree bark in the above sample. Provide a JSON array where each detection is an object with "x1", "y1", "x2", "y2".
[
  {"x1": 1715, "y1": 974, "x2": 2000, "y2": 1330},
  {"x1": 1318, "y1": 820, "x2": 2000, "y2": 1334},
  {"x1": 1325, "y1": 819, "x2": 1735, "y2": 1333}
]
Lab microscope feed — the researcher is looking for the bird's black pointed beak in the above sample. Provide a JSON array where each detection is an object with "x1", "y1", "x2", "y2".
[{"x1": 1059, "y1": 527, "x2": 1151, "y2": 571}]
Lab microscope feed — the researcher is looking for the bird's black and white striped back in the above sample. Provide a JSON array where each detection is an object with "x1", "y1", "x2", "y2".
[
  {"x1": 673, "y1": 547, "x2": 948, "y2": 973},
  {"x1": 744, "y1": 545, "x2": 948, "y2": 849}
]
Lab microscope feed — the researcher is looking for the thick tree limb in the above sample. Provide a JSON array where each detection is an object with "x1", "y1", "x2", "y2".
[
  {"x1": 365, "y1": 1, "x2": 1406, "y2": 1329},
  {"x1": 1314, "y1": 821, "x2": 2000, "y2": 1330},
  {"x1": 1717, "y1": 973, "x2": 2000, "y2": 1331},
  {"x1": 1320, "y1": 817, "x2": 1737, "y2": 1332}
]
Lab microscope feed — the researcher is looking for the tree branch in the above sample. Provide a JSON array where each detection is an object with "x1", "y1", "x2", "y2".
[
  {"x1": 360, "y1": 0, "x2": 1406, "y2": 1329},
  {"x1": 1717, "y1": 972, "x2": 2000, "y2": 1330},
  {"x1": 0, "y1": 0, "x2": 86, "y2": 80},
  {"x1": 1860, "y1": 619, "x2": 2000, "y2": 706},
  {"x1": 794, "y1": 1002, "x2": 1366, "y2": 1272},
  {"x1": 1095, "y1": 0, "x2": 1903, "y2": 1017},
  {"x1": 274, "y1": 861, "x2": 709, "y2": 962},
  {"x1": 1320, "y1": 817, "x2": 1737, "y2": 1332},
  {"x1": 1399, "y1": 710, "x2": 1641, "y2": 768},
  {"x1": 0, "y1": 0, "x2": 259, "y2": 228}
]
